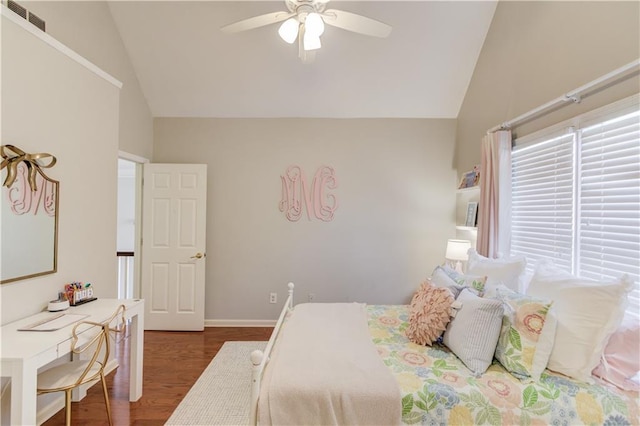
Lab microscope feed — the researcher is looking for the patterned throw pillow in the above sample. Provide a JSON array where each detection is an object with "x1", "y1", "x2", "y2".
[
  {"x1": 439, "y1": 265, "x2": 487, "y2": 296},
  {"x1": 406, "y1": 281, "x2": 454, "y2": 346},
  {"x1": 494, "y1": 286, "x2": 555, "y2": 382}
]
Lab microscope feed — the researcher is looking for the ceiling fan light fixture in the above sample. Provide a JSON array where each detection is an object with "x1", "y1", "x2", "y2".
[
  {"x1": 278, "y1": 17, "x2": 299, "y2": 44},
  {"x1": 303, "y1": 32, "x2": 321, "y2": 51},
  {"x1": 305, "y1": 12, "x2": 324, "y2": 36},
  {"x1": 221, "y1": 0, "x2": 393, "y2": 62}
]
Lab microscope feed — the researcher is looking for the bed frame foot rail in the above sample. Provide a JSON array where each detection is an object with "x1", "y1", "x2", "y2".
[{"x1": 249, "y1": 282, "x2": 295, "y2": 425}]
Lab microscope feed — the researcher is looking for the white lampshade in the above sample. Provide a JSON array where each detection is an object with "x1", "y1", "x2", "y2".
[
  {"x1": 305, "y1": 13, "x2": 324, "y2": 36},
  {"x1": 303, "y1": 32, "x2": 321, "y2": 51},
  {"x1": 278, "y1": 18, "x2": 299, "y2": 44},
  {"x1": 445, "y1": 239, "x2": 471, "y2": 261}
]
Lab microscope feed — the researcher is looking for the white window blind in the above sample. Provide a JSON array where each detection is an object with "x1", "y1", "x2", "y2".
[
  {"x1": 512, "y1": 133, "x2": 575, "y2": 272},
  {"x1": 511, "y1": 96, "x2": 640, "y2": 319},
  {"x1": 578, "y1": 110, "x2": 640, "y2": 315}
]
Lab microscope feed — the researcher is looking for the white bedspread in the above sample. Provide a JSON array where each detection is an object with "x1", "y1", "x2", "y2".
[{"x1": 258, "y1": 303, "x2": 402, "y2": 426}]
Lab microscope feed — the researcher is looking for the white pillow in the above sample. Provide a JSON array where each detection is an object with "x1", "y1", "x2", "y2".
[
  {"x1": 467, "y1": 249, "x2": 527, "y2": 296},
  {"x1": 443, "y1": 288, "x2": 504, "y2": 376},
  {"x1": 526, "y1": 261, "x2": 632, "y2": 383}
]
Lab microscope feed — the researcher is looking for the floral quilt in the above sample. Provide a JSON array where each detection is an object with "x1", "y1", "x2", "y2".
[{"x1": 367, "y1": 305, "x2": 639, "y2": 426}]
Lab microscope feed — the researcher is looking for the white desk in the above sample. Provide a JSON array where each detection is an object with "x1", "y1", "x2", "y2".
[{"x1": 0, "y1": 298, "x2": 144, "y2": 426}]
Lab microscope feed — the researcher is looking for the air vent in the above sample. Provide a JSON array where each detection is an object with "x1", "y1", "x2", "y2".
[
  {"x1": 7, "y1": 0, "x2": 27, "y2": 19},
  {"x1": 5, "y1": 0, "x2": 46, "y2": 32},
  {"x1": 28, "y1": 11, "x2": 45, "y2": 32}
]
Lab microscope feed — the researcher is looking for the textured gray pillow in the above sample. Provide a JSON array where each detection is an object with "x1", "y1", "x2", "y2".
[
  {"x1": 443, "y1": 288, "x2": 504, "y2": 376},
  {"x1": 430, "y1": 266, "x2": 465, "y2": 298}
]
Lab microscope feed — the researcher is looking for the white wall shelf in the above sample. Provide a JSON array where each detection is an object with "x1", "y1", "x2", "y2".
[
  {"x1": 1, "y1": 6, "x2": 122, "y2": 89},
  {"x1": 455, "y1": 185, "x2": 480, "y2": 248},
  {"x1": 457, "y1": 185, "x2": 480, "y2": 193}
]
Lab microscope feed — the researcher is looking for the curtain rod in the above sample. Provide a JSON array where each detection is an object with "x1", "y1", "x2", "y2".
[{"x1": 487, "y1": 58, "x2": 640, "y2": 134}]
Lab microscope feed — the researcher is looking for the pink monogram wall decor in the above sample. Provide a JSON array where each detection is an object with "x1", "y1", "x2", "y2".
[
  {"x1": 279, "y1": 165, "x2": 338, "y2": 222},
  {"x1": 4, "y1": 162, "x2": 56, "y2": 216}
]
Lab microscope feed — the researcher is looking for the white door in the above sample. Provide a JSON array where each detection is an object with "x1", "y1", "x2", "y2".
[{"x1": 141, "y1": 164, "x2": 207, "y2": 330}]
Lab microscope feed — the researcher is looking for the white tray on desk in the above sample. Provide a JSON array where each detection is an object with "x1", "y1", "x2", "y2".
[{"x1": 18, "y1": 313, "x2": 89, "y2": 332}]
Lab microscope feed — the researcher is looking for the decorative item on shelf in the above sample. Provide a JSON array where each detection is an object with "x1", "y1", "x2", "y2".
[
  {"x1": 465, "y1": 201, "x2": 479, "y2": 227},
  {"x1": 445, "y1": 239, "x2": 471, "y2": 274},
  {"x1": 458, "y1": 164, "x2": 481, "y2": 189},
  {"x1": 64, "y1": 282, "x2": 97, "y2": 306}
]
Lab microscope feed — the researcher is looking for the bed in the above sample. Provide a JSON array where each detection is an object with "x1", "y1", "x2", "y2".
[
  {"x1": 368, "y1": 304, "x2": 638, "y2": 425},
  {"x1": 249, "y1": 283, "x2": 639, "y2": 425}
]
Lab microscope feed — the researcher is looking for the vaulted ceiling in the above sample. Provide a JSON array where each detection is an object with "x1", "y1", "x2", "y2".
[{"x1": 107, "y1": 1, "x2": 497, "y2": 118}]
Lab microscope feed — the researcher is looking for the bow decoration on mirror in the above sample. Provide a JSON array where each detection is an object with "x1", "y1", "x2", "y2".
[{"x1": 0, "y1": 144, "x2": 57, "y2": 191}]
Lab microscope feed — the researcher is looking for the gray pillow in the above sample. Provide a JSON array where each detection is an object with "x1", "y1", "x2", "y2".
[
  {"x1": 442, "y1": 288, "x2": 504, "y2": 376},
  {"x1": 430, "y1": 266, "x2": 465, "y2": 298}
]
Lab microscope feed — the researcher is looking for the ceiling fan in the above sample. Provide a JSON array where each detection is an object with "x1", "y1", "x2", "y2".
[{"x1": 220, "y1": 0, "x2": 392, "y2": 63}]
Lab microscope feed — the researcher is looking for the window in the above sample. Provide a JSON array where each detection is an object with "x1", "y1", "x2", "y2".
[{"x1": 511, "y1": 96, "x2": 640, "y2": 318}]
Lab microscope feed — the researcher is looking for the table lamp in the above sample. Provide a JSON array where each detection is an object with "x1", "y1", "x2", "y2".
[{"x1": 445, "y1": 239, "x2": 471, "y2": 274}]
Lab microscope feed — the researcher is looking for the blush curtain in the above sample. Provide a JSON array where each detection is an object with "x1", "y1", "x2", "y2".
[{"x1": 477, "y1": 130, "x2": 512, "y2": 258}]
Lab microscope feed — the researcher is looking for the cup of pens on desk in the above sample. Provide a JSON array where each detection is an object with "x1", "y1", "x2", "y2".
[
  {"x1": 48, "y1": 292, "x2": 70, "y2": 312},
  {"x1": 64, "y1": 282, "x2": 97, "y2": 306}
]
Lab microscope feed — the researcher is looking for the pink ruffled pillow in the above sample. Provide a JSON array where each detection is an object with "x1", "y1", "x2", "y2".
[
  {"x1": 406, "y1": 280, "x2": 454, "y2": 346},
  {"x1": 592, "y1": 314, "x2": 640, "y2": 392}
]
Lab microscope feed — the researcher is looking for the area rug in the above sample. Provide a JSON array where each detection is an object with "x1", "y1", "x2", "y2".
[{"x1": 166, "y1": 341, "x2": 267, "y2": 426}]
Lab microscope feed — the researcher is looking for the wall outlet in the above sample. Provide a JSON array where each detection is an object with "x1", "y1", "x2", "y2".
[
  {"x1": 269, "y1": 292, "x2": 277, "y2": 304},
  {"x1": 308, "y1": 293, "x2": 315, "y2": 302}
]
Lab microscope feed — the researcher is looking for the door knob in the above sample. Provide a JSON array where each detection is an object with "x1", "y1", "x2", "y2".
[{"x1": 191, "y1": 252, "x2": 205, "y2": 259}]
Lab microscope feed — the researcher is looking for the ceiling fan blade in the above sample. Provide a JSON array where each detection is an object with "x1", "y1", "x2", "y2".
[
  {"x1": 221, "y1": 11, "x2": 294, "y2": 34},
  {"x1": 322, "y1": 9, "x2": 392, "y2": 38}
]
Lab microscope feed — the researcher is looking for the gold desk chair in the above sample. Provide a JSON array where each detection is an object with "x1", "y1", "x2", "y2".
[{"x1": 37, "y1": 305, "x2": 126, "y2": 426}]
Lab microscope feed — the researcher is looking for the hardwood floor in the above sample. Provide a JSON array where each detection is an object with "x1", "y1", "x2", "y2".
[{"x1": 42, "y1": 327, "x2": 273, "y2": 426}]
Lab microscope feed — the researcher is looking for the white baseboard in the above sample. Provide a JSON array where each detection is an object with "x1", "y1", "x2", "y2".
[{"x1": 205, "y1": 319, "x2": 276, "y2": 327}]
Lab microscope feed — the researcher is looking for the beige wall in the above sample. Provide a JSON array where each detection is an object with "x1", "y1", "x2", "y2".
[
  {"x1": 26, "y1": 1, "x2": 153, "y2": 159},
  {"x1": 456, "y1": 1, "x2": 640, "y2": 174},
  {"x1": 1, "y1": 12, "x2": 120, "y2": 324},
  {"x1": 154, "y1": 118, "x2": 457, "y2": 321}
]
